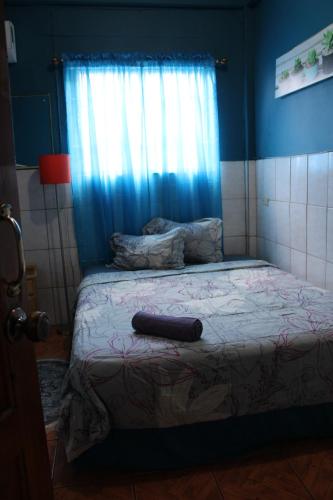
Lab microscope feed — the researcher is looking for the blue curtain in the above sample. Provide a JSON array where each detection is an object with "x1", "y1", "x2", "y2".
[{"x1": 63, "y1": 53, "x2": 222, "y2": 268}]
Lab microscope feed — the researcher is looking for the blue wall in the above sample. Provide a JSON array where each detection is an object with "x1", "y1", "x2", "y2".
[
  {"x1": 6, "y1": 4, "x2": 250, "y2": 162},
  {"x1": 255, "y1": 0, "x2": 333, "y2": 158}
]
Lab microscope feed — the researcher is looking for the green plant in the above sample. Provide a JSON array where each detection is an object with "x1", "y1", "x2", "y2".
[
  {"x1": 306, "y1": 49, "x2": 319, "y2": 67},
  {"x1": 280, "y1": 69, "x2": 290, "y2": 81},
  {"x1": 293, "y1": 57, "x2": 303, "y2": 73},
  {"x1": 322, "y1": 30, "x2": 333, "y2": 54}
]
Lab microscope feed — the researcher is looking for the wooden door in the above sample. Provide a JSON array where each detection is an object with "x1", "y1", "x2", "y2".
[{"x1": 0, "y1": 3, "x2": 53, "y2": 499}]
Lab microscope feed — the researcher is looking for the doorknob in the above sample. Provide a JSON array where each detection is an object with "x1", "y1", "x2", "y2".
[
  {"x1": 6, "y1": 307, "x2": 50, "y2": 343},
  {"x1": 0, "y1": 202, "x2": 25, "y2": 297}
]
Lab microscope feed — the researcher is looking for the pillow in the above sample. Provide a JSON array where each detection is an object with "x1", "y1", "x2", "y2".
[
  {"x1": 110, "y1": 228, "x2": 185, "y2": 270},
  {"x1": 143, "y1": 217, "x2": 223, "y2": 263}
]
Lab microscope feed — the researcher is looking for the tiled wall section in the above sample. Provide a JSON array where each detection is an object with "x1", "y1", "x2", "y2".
[
  {"x1": 256, "y1": 152, "x2": 333, "y2": 291},
  {"x1": 17, "y1": 168, "x2": 81, "y2": 325},
  {"x1": 221, "y1": 160, "x2": 255, "y2": 257},
  {"x1": 17, "y1": 162, "x2": 248, "y2": 325}
]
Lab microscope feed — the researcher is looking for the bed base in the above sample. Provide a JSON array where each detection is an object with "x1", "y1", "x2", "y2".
[{"x1": 76, "y1": 402, "x2": 333, "y2": 469}]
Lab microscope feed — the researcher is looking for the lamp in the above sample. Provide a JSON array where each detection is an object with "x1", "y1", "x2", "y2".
[{"x1": 39, "y1": 154, "x2": 72, "y2": 330}]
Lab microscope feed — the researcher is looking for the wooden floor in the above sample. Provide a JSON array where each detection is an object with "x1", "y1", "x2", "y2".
[{"x1": 38, "y1": 330, "x2": 333, "y2": 500}]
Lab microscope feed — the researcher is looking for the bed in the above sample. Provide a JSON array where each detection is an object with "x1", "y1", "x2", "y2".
[{"x1": 59, "y1": 260, "x2": 333, "y2": 463}]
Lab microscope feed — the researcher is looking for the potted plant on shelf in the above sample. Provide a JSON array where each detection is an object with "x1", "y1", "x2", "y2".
[
  {"x1": 291, "y1": 57, "x2": 304, "y2": 87},
  {"x1": 279, "y1": 69, "x2": 290, "y2": 93},
  {"x1": 322, "y1": 29, "x2": 333, "y2": 74},
  {"x1": 304, "y1": 49, "x2": 319, "y2": 81}
]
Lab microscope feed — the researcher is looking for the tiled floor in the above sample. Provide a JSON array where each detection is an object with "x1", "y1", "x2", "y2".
[{"x1": 39, "y1": 330, "x2": 333, "y2": 499}]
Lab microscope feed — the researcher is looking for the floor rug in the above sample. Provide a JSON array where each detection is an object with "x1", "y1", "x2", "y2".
[{"x1": 37, "y1": 359, "x2": 69, "y2": 425}]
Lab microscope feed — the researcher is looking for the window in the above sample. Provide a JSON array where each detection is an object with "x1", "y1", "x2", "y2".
[{"x1": 63, "y1": 53, "x2": 221, "y2": 266}]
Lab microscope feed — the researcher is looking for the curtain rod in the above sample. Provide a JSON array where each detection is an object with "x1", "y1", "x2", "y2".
[
  {"x1": 5, "y1": 1, "x2": 255, "y2": 10},
  {"x1": 51, "y1": 56, "x2": 228, "y2": 67}
]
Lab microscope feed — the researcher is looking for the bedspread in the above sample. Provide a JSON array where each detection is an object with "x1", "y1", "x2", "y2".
[{"x1": 59, "y1": 260, "x2": 333, "y2": 461}]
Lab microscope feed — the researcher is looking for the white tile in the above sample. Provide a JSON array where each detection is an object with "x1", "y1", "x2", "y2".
[
  {"x1": 249, "y1": 236, "x2": 256, "y2": 258},
  {"x1": 46, "y1": 209, "x2": 60, "y2": 249},
  {"x1": 57, "y1": 183, "x2": 73, "y2": 208},
  {"x1": 256, "y1": 237, "x2": 265, "y2": 259},
  {"x1": 53, "y1": 287, "x2": 68, "y2": 325},
  {"x1": 249, "y1": 160, "x2": 256, "y2": 199},
  {"x1": 307, "y1": 255, "x2": 326, "y2": 288},
  {"x1": 263, "y1": 201, "x2": 277, "y2": 242},
  {"x1": 328, "y1": 152, "x2": 333, "y2": 208},
  {"x1": 263, "y1": 158, "x2": 276, "y2": 200},
  {"x1": 21, "y1": 210, "x2": 48, "y2": 250},
  {"x1": 49, "y1": 248, "x2": 64, "y2": 287},
  {"x1": 265, "y1": 239, "x2": 277, "y2": 265},
  {"x1": 308, "y1": 152, "x2": 328, "y2": 206},
  {"x1": 256, "y1": 159, "x2": 265, "y2": 200},
  {"x1": 16, "y1": 169, "x2": 45, "y2": 210},
  {"x1": 47, "y1": 208, "x2": 77, "y2": 250},
  {"x1": 53, "y1": 286, "x2": 76, "y2": 326},
  {"x1": 290, "y1": 203, "x2": 307, "y2": 252},
  {"x1": 49, "y1": 247, "x2": 81, "y2": 288},
  {"x1": 37, "y1": 288, "x2": 55, "y2": 324},
  {"x1": 43, "y1": 184, "x2": 57, "y2": 209},
  {"x1": 64, "y1": 247, "x2": 81, "y2": 287},
  {"x1": 291, "y1": 155, "x2": 307, "y2": 204},
  {"x1": 223, "y1": 236, "x2": 246, "y2": 256},
  {"x1": 249, "y1": 197, "x2": 256, "y2": 237},
  {"x1": 59, "y1": 208, "x2": 77, "y2": 248},
  {"x1": 275, "y1": 201, "x2": 290, "y2": 247},
  {"x1": 307, "y1": 205, "x2": 327, "y2": 260},
  {"x1": 275, "y1": 244, "x2": 290, "y2": 272},
  {"x1": 326, "y1": 262, "x2": 333, "y2": 291},
  {"x1": 256, "y1": 199, "x2": 264, "y2": 238},
  {"x1": 222, "y1": 198, "x2": 246, "y2": 237},
  {"x1": 275, "y1": 157, "x2": 290, "y2": 202},
  {"x1": 327, "y1": 208, "x2": 333, "y2": 263},
  {"x1": 291, "y1": 249, "x2": 306, "y2": 280},
  {"x1": 24, "y1": 249, "x2": 52, "y2": 288},
  {"x1": 221, "y1": 161, "x2": 245, "y2": 199}
]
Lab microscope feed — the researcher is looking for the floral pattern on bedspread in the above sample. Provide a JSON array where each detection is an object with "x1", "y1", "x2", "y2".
[{"x1": 58, "y1": 261, "x2": 333, "y2": 461}]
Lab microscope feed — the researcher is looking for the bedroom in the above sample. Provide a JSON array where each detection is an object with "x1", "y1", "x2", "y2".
[{"x1": 1, "y1": 0, "x2": 333, "y2": 498}]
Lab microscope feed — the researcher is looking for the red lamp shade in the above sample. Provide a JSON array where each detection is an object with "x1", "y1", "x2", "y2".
[{"x1": 39, "y1": 154, "x2": 71, "y2": 184}]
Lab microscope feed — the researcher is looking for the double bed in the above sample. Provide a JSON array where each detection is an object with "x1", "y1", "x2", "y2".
[{"x1": 59, "y1": 260, "x2": 333, "y2": 463}]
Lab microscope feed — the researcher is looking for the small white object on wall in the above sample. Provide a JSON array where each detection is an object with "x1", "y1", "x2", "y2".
[{"x1": 4, "y1": 20, "x2": 17, "y2": 64}]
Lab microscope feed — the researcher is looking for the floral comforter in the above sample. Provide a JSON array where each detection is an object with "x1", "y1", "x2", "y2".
[{"x1": 59, "y1": 260, "x2": 333, "y2": 461}]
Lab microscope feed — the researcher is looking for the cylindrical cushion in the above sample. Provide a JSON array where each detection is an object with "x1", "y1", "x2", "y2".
[{"x1": 132, "y1": 311, "x2": 203, "y2": 342}]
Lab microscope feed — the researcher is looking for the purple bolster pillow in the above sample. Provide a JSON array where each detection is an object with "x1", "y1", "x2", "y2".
[{"x1": 132, "y1": 311, "x2": 203, "y2": 342}]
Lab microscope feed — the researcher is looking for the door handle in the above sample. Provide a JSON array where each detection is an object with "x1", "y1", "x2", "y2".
[
  {"x1": 6, "y1": 307, "x2": 50, "y2": 343},
  {"x1": 0, "y1": 202, "x2": 26, "y2": 297}
]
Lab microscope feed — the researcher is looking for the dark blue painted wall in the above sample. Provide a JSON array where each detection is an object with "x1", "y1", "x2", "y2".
[
  {"x1": 6, "y1": 4, "x2": 251, "y2": 162},
  {"x1": 255, "y1": 0, "x2": 333, "y2": 158}
]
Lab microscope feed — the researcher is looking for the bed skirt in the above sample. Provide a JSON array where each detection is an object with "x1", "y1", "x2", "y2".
[{"x1": 75, "y1": 403, "x2": 333, "y2": 469}]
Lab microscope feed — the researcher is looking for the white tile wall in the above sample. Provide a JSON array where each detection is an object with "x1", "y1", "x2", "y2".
[
  {"x1": 17, "y1": 167, "x2": 81, "y2": 327},
  {"x1": 221, "y1": 161, "x2": 247, "y2": 256},
  {"x1": 308, "y1": 153, "x2": 328, "y2": 207},
  {"x1": 290, "y1": 203, "x2": 306, "y2": 252},
  {"x1": 307, "y1": 255, "x2": 326, "y2": 288},
  {"x1": 291, "y1": 249, "x2": 306, "y2": 280},
  {"x1": 256, "y1": 151, "x2": 333, "y2": 289},
  {"x1": 326, "y1": 262, "x2": 333, "y2": 291},
  {"x1": 290, "y1": 155, "x2": 307, "y2": 204},
  {"x1": 327, "y1": 208, "x2": 333, "y2": 263},
  {"x1": 222, "y1": 198, "x2": 246, "y2": 238},
  {"x1": 307, "y1": 205, "x2": 327, "y2": 260},
  {"x1": 275, "y1": 157, "x2": 290, "y2": 202},
  {"x1": 328, "y1": 153, "x2": 333, "y2": 208},
  {"x1": 221, "y1": 161, "x2": 245, "y2": 199}
]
